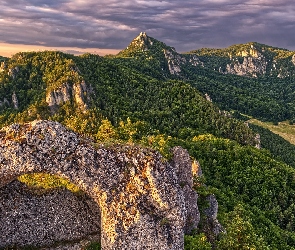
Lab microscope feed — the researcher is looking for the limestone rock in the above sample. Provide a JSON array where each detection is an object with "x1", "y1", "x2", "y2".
[
  {"x1": 8, "y1": 66, "x2": 19, "y2": 79},
  {"x1": 46, "y1": 82, "x2": 71, "y2": 107},
  {"x1": 255, "y1": 133, "x2": 261, "y2": 149},
  {"x1": 0, "y1": 120, "x2": 190, "y2": 249},
  {"x1": 204, "y1": 194, "x2": 225, "y2": 240},
  {"x1": 225, "y1": 53, "x2": 267, "y2": 77},
  {"x1": 46, "y1": 81, "x2": 90, "y2": 111},
  {"x1": 73, "y1": 80, "x2": 88, "y2": 110},
  {"x1": 12, "y1": 91, "x2": 18, "y2": 109},
  {"x1": 164, "y1": 49, "x2": 186, "y2": 75},
  {"x1": 0, "y1": 180, "x2": 101, "y2": 248},
  {"x1": 0, "y1": 98, "x2": 9, "y2": 108},
  {"x1": 164, "y1": 50, "x2": 202, "y2": 75},
  {"x1": 171, "y1": 146, "x2": 200, "y2": 234}
]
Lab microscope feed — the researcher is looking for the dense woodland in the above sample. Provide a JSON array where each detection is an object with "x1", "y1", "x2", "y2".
[{"x1": 1, "y1": 34, "x2": 295, "y2": 249}]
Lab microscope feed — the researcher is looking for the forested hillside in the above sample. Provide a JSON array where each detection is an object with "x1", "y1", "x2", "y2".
[{"x1": 1, "y1": 33, "x2": 295, "y2": 249}]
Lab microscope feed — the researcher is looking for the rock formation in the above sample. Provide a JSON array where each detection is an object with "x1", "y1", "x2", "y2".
[
  {"x1": 12, "y1": 91, "x2": 19, "y2": 109},
  {"x1": 46, "y1": 81, "x2": 89, "y2": 111},
  {"x1": 0, "y1": 120, "x2": 203, "y2": 249},
  {"x1": 225, "y1": 52, "x2": 267, "y2": 77},
  {"x1": 171, "y1": 147, "x2": 200, "y2": 234},
  {"x1": 0, "y1": 180, "x2": 101, "y2": 248}
]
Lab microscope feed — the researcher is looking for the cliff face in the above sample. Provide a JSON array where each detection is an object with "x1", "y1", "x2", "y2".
[
  {"x1": 46, "y1": 81, "x2": 90, "y2": 111},
  {"x1": 0, "y1": 120, "x2": 210, "y2": 249},
  {"x1": 225, "y1": 51, "x2": 267, "y2": 77},
  {"x1": 187, "y1": 43, "x2": 295, "y2": 78}
]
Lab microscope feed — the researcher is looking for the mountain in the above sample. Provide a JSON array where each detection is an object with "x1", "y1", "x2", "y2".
[
  {"x1": 187, "y1": 42, "x2": 295, "y2": 78},
  {"x1": 116, "y1": 32, "x2": 202, "y2": 76},
  {"x1": 1, "y1": 33, "x2": 295, "y2": 249}
]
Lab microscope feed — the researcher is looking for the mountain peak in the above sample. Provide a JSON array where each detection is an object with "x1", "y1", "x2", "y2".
[{"x1": 117, "y1": 32, "x2": 176, "y2": 59}]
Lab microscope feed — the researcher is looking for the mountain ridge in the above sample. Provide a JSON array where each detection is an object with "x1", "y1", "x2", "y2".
[{"x1": 116, "y1": 32, "x2": 295, "y2": 78}]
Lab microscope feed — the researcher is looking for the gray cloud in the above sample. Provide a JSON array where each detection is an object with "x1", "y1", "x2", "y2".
[{"x1": 0, "y1": 0, "x2": 295, "y2": 53}]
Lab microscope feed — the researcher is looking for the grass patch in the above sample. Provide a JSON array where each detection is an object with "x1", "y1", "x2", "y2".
[
  {"x1": 17, "y1": 173, "x2": 82, "y2": 194},
  {"x1": 248, "y1": 119, "x2": 295, "y2": 145}
]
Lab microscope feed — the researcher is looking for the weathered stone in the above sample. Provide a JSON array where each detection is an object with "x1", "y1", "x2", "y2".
[
  {"x1": 8, "y1": 66, "x2": 19, "y2": 79},
  {"x1": 0, "y1": 97, "x2": 9, "y2": 108},
  {"x1": 73, "y1": 80, "x2": 88, "y2": 110},
  {"x1": 12, "y1": 91, "x2": 18, "y2": 109},
  {"x1": 255, "y1": 133, "x2": 261, "y2": 149},
  {"x1": 46, "y1": 81, "x2": 90, "y2": 112},
  {"x1": 171, "y1": 146, "x2": 200, "y2": 234},
  {"x1": 0, "y1": 120, "x2": 188, "y2": 249},
  {"x1": 204, "y1": 194, "x2": 225, "y2": 240},
  {"x1": 46, "y1": 82, "x2": 71, "y2": 107},
  {"x1": 225, "y1": 54, "x2": 267, "y2": 77},
  {"x1": 164, "y1": 49, "x2": 185, "y2": 75},
  {"x1": 0, "y1": 180, "x2": 101, "y2": 248}
]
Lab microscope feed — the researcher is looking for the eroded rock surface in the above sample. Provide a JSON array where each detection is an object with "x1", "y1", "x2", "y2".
[
  {"x1": 225, "y1": 52, "x2": 267, "y2": 77},
  {"x1": 0, "y1": 180, "x2": 100, "y2": 248},
  {"x1": 171, "y1": 146, "x2": 200, "y2": 234},
  {"x1": 46, "y1": 81, "x2": 90, "y2": 111},
  {"x1": 0, "y1": 120, "x2": 191, "y2": 250}
]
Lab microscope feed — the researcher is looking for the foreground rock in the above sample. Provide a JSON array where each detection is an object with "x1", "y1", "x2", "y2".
[
  {"x1": 0, "y1": 120, "x2": 201, "y2": 249},
  {"x1": 0, "y1": 180, "x2": 101, "y2": 247}
]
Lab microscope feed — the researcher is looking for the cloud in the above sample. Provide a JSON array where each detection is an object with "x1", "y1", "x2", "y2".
[{"x1": 0, "y1": 0, "x2": 295, "y2": 54}]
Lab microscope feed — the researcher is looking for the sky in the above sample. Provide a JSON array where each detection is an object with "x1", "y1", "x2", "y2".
[{"x1": 1, "y1": 0, "x2": 295, "y2": 57}]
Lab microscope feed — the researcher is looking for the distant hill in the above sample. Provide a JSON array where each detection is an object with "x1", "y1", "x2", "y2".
[{"x1": 187, "y1": 42, "x2": 295, "y2": 78}]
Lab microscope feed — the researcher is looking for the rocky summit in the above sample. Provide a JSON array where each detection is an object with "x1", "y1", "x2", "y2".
[{"x1": 0, "y1": 120, "x2": 207, "y2": 249}]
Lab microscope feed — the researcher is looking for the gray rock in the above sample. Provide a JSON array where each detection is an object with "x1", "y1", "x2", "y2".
[
  {"x1": 0, "y1": 180, "x2": 100, "y2": 248},
  {"x1": 204, "y1": 194, "x2": 225, "y2": 238},
  {"x1": 12, "y1": 91, "x2": 18, "y2": 109},
  {"x1": 0, "y1": 120, "x2": 191, "y2": 249},
  {"x1": 46, "y1": 81, "x2": 90, "y2": 112},
  {"x1": 171, "y1": 146, "x2": 200, "y2": 234}
]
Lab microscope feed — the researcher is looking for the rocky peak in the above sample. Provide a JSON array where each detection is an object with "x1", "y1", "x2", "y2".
[
  {"x1": 134, "y1": 32, "x2": 151, "y2": 50},
  {"x1": 122, "y1": 32, "x2": 155, "y2": 54}
]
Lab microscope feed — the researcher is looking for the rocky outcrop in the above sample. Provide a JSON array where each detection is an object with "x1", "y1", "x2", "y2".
[
  {"x1": 164, "y1": 50, "x2": 203, "y2": 75},
  {"x1": 0, "y1": 92, "x2": 19, "y2": 110},
  {"x1": 164, "y1": 49, "x2": 184, "y2": 75},
  {"x1": 73, "y1": 80, "x2": 88, "y2": 110},
  {"x1": 46, "y1": 81, "x2": 89, "y2": 111},
  {"x1": 203, "y1": 194, "x2": 225, "y2": 241},
  {"x1": 171, "y1": 147, "x2": 200, "y2": 234},
  {"x1": 0, "y1": 180, "x2": 101, "y2": 248},
  {"x1": 12, "y1": 91, "x2": 18, "y2": 109},
  {"x1": 0, "y1": 98, "x2": 9, "y2": 108},
  {"x1": 8, "y1": 66, "x2": 19, "y2": 79},
  {"x1": 225, "y1": 52, "x2": 267, "y2": 77},
  {"x1": 0, "y1": 120, "x2": 201, "y2": 249},
  {"x1": 255, "y1": 133, "x2": 261, "y2": 149},
  {"x1": 46, "y1": 83, "x2": 71, "y2": 107}
]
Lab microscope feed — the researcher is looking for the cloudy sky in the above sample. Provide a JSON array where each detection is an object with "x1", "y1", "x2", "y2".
[{"x1": 0, "y1": 0, "x2": 295, "y2": 56}]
